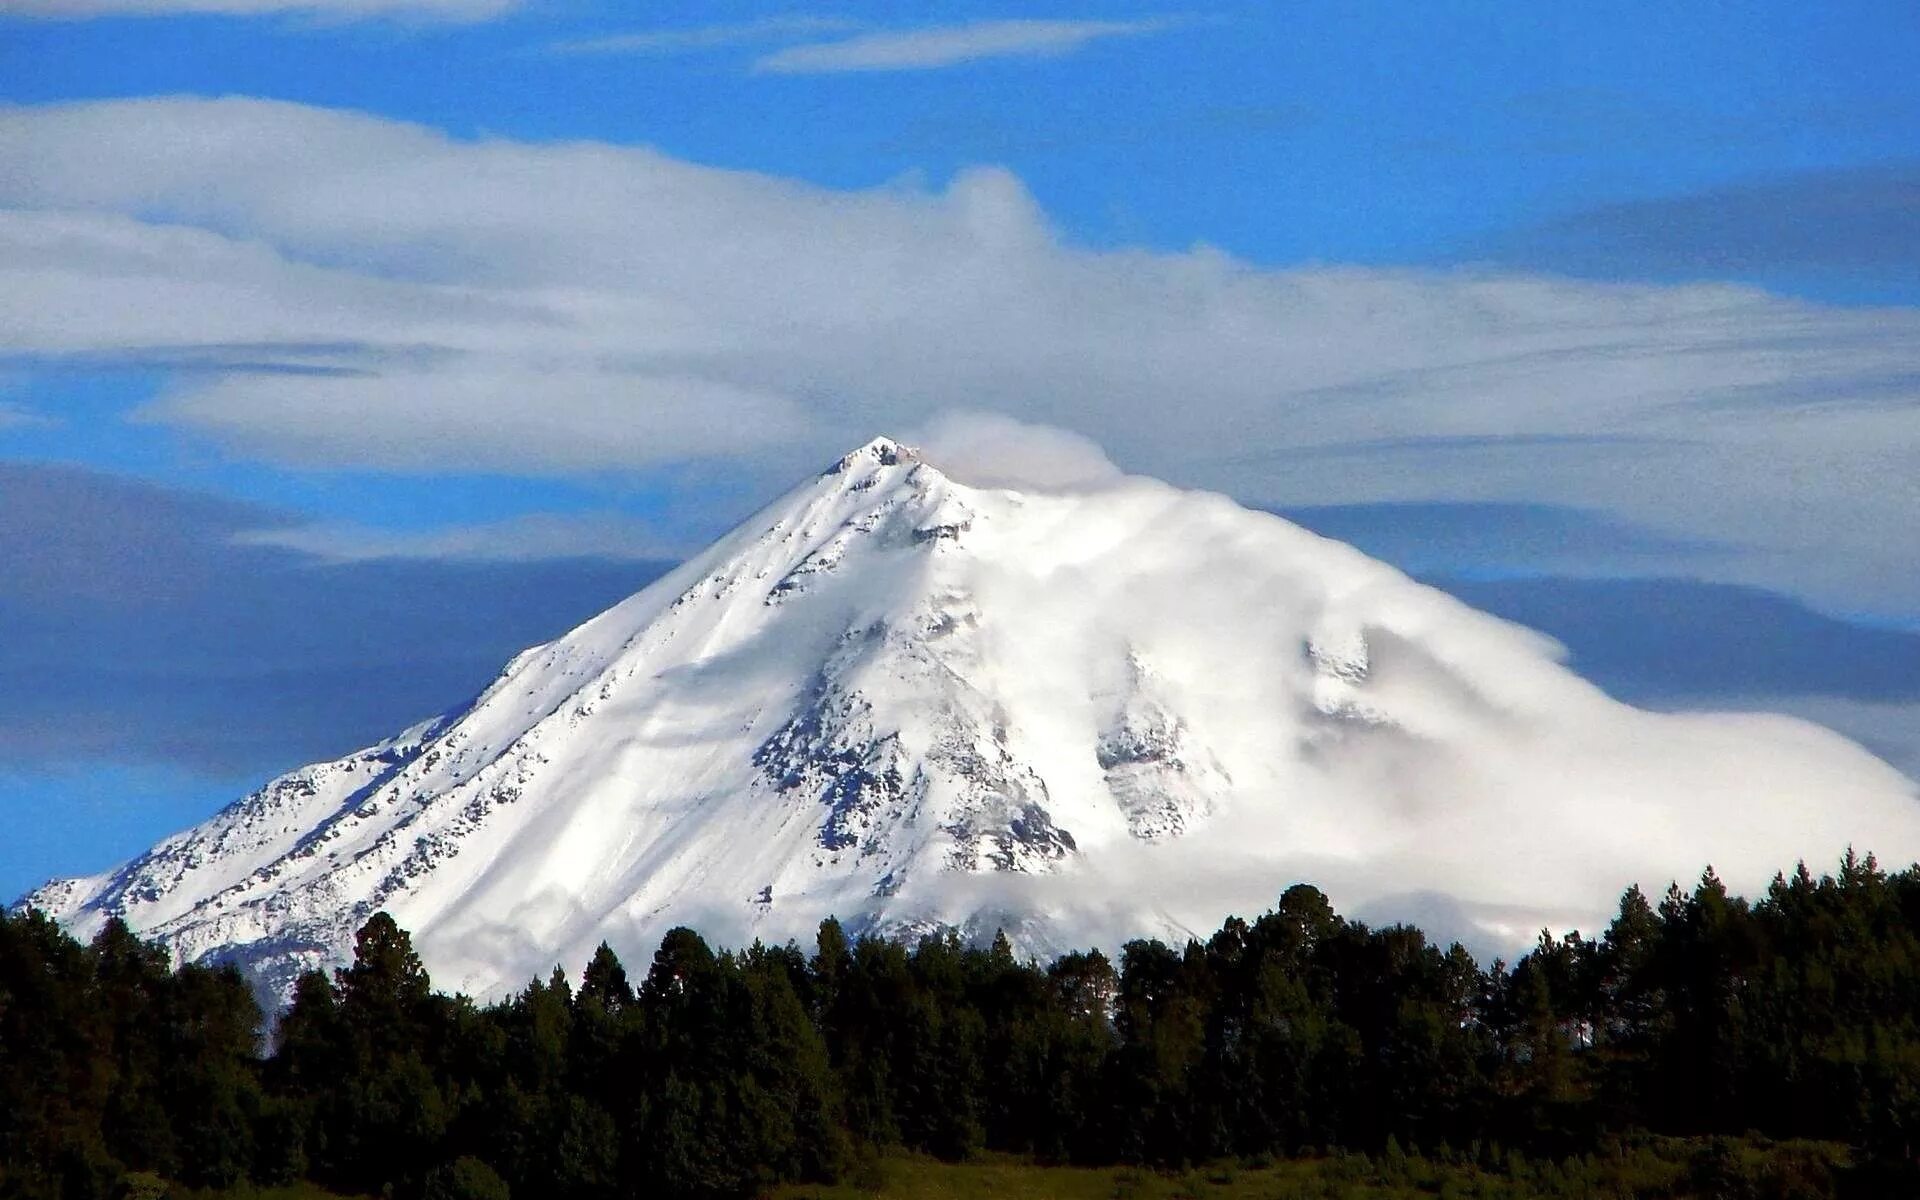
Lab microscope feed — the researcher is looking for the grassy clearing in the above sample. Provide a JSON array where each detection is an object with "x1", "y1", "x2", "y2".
[
  {"x1": 774, "y1": 1136, "x2": 1853, "y2": 1200},
  {"x1": 109, "y1": 1135, "x2": 1859, "y2": 1199},
  {"x1": 119, "y1": 1176, "x2": 357, "y2": 1200}
]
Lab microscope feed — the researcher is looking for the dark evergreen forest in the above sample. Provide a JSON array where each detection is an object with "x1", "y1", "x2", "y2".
[{"x1": 5, "y1": 852, "x2": 1920, "y2": 1199}]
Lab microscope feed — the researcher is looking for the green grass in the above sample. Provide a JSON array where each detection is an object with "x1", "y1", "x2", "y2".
[
  {"x1": 774, "y1": 1136, "x2": 1854, "y2": 1200},
  {"x1": 116, "y1": 1135, "x2": 1859, "y2": 1199},
  {"x1": 123, "y1": 1175, "x2": 358, "y2": 1200}
]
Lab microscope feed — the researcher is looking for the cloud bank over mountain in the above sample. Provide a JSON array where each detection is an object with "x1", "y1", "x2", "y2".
[{"x1": 3, "y1": 96, "x2": 1919, "y2": 619}]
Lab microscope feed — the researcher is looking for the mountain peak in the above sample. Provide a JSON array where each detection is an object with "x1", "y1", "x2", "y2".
[
  {"x1": 23, "y1": 444, "x2": 1920, "y2": 1004},
  {"x1": 829, "y1": 435, "x2": 923, "y2": 476}
]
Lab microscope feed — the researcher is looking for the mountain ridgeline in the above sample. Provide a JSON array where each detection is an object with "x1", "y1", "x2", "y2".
[
  {"x1": 5, "y1": 855, "x2": 1920, "y2": 1197},
  {"x1": 21, "y1": 438, "x2": 1920, "y2": 1005}
]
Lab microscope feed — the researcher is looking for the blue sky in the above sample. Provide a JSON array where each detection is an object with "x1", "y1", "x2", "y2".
[{"x1": 3, "y1": 1, "x2": 1919, "y2": 898}]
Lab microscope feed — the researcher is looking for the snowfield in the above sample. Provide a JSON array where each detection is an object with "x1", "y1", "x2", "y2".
[{"x1": 22, "y1": 436, "x2": 1920, "y2": 1002}]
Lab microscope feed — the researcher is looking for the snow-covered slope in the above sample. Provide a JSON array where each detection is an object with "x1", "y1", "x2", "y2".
[{"x1": 22, "y1": 438, "x2": 1920, "y2": 1000}]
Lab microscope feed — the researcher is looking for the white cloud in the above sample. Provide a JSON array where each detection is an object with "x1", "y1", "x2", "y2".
[
  {"x1": 9, "y1": 0, "x2": 513, "y2": 19},
  {"x1": 753, "y1": 17, "x2": 1179, "y2": 73},
  {"x1": 2, "y1": 96, "x2": 1919, "y2": 616},
  {"x1": 1679, "y1": 695, "x2": 1920, "y2": 784},
  {"x1": 547, "y1": 17, "x2": 865, "y2": 57},
  {"x1": 144, "y1": 365, "x2": 810, "y2": 472},
  {"x1": 913, "y1": 411, "x2": 1125, "y2": 492},
  {"x1": 235, "y1": 511, "x2": 687, "y2": 563}
]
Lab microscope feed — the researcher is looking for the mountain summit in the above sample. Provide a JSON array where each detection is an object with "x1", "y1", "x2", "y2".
[{"x1": 23, "y1": 437, "x2": 1920, "y2": 1000}]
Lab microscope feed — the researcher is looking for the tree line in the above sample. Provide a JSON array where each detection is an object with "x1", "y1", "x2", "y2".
[{"x1": 5, "y1": 850, "x2": 1920, "y2": 1198}]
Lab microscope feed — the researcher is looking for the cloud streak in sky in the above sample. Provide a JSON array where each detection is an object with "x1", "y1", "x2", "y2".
[
  {"x1": 9, "y1": 0, "x2": 513, "y2": 19},
  {"x1": 547, "y1": 16, "x2": 864, "y2": 58},
  {"x1": 1490, "y1": 160, "x2": 1920, "y2": 288},
  {"x1": 147, "y1": 365, "x2": 811, "y2": 473},
  {"x1": 753, "y1": 17, "x2": 1180, "y2": 74},
  {"x1": 0, "y1": 462, "x2": 671, "y2": 774},
  {"x1": 235, "y1": 511, "x2": 689, "y2": 563},
  {"x1": 2, "y1": 96, "x2": 1919, "y2": 616}
]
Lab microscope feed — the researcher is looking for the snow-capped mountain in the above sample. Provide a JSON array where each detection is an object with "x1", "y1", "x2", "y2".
[{"x1": 22, "y1": 437, "x2": 1920, "y2": 1001}]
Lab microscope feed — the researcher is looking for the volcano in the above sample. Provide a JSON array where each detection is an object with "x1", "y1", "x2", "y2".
[{"x1": 23, "y1": 437, "x2": 1920, "y2": 1001}]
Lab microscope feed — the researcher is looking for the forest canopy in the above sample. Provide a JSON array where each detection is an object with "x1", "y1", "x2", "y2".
[{"x1": 5, "y1": 851, "x2": 1920, "y2": 1199}]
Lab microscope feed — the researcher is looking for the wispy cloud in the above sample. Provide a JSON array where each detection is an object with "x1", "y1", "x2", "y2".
[
  {"x1": 547, "y1": 16, "x2": 864, "y2": 58},
  {"x1": 0, "y1": 402, "x2": 48, "y2": 429},
  {"x1": 753, "y1": 17, "x2": 1181, "y2": 74},
  {"x1": 0, "y1": 462, "x2": 668, "y2": 776},
  {"x1": 8, "y1": 0, "x2": 514, "y2": 20},
  {"x1": 1487, "y1": 161, "x2": 1920, "y2": 286},
  {"x1": 235, "y1": 512, "x2": 688, "y2": 563},
  {"x1": 4, "y1": 97, "x2": 1920, "y2": 616}
]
